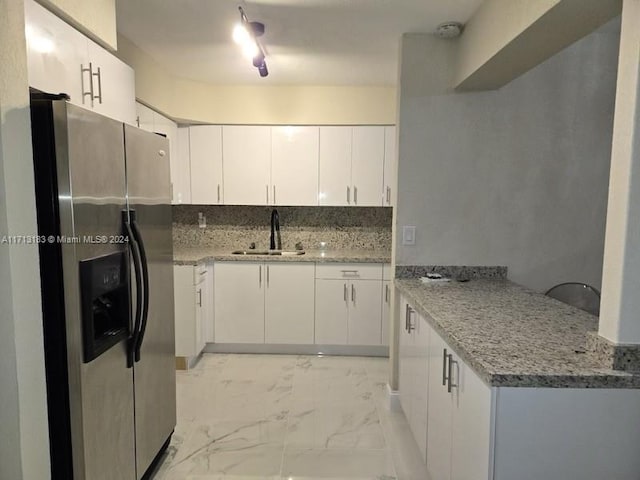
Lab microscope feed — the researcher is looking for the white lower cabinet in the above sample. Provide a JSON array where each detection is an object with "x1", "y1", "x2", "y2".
[
  {"x1": 315, "y1": 264, "x2": 384, "y2": 346},
  {"x1": 398, "y1": 298, "x2": 430, "y2": 462},
  {"x1": 173, "y1": 263, "x2": 210, "y2": 359},
  {"x1": 400, "y1": 296, "x2": 640, "y2": 480},
  {"x1": 214, "y1": 262, "x2": 315, "y2": 344},
  {"x1": 265, "y1": 263, "x2": 315, "y2": 344},
  {"x1": 214, "y1": 262, "x2": 265, "y2": 344}
]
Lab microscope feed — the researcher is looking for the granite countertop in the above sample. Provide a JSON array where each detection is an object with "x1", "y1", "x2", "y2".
[
  {"x1": 395, "y1": 278, "x2": 640, "y2": 389},
  {"x1": 173, "y1": 247, "x2": 391, "y2": 265}
]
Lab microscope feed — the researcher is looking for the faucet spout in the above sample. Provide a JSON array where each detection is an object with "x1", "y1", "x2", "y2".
[{"x1": 270, "y1": 209, "x2": 281, "y2": 250}]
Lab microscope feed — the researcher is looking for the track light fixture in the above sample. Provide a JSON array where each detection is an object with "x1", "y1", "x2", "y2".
[{"x1": 233, "y1": 6, "x2": 269, "y2": 78}]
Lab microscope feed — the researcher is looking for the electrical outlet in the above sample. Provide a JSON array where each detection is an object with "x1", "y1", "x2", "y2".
[
  {"x1": 402, "y1": 226, "x2": 416, "y2": 246},
  {"x1": 198, "y1": 212, "x2": 207, "y2": 229}
]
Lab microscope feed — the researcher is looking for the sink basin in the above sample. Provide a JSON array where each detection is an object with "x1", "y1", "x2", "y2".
[{"x1": 231, "y1": 250, "x2": 305, "y2": 256}]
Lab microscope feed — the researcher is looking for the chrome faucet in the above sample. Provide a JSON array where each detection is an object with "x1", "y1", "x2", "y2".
[{"x1": 269, "y1": 209, "x2": 281, "y2": 250}]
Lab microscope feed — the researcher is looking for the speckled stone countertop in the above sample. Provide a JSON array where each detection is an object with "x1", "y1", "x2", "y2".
[
  {"x1": 173, "y1": 247, "x2": 391, "y2": 265},
  {"x1": 396, "y1": 278, "x2": 640, "y2": 389}
]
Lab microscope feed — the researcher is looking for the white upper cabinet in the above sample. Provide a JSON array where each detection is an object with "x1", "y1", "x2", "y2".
[
  {"x1": 175, "y1": 127, "x2": 192, "y2": 204},
  {"x1": 319, "y1": 127, "x2": 352, "y2": 206},
  {"x1": 223, "y1": 126, "x2": 272, "y2": 205},
  {"x1": 383, "y1": 126, "x2": 397, "y2": 207},
  {"x1": 189, "y1": 125, "x2": 223, "y2": 205},
  {"x1": 24, "y1": 0, "x2": 136, "y2": 124},
  {"x1": 352, "y1": 126, "x2": 385, "y2": 206},
  {"x1": 136, "y1": 103, "x2": 155, "y2": 132},
  {"x1": 86, "y1": 39, "x2": 136, "y2": 125},
  {"x1": 271, "y1": 127, "x2": 319, "y2": 206},
  {"x1": 25, "y1": 0, "x2": 88, "y2": 107}
]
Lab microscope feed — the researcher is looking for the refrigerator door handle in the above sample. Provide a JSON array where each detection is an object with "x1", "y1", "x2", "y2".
[
  {"x1": 129, "y1": 210, "x2": 150, "y2": 362},
  {"x1": 123, "y1": 210, "x2": 142, "y2": 368}
]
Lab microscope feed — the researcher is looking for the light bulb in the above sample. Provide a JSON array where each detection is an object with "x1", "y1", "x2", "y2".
[
  {"x1": 242, "y1": 41, "x2": 259, "y2": 60},
  {"x1": 232, "y1": 24, "x2": 250, "y2": 45}
]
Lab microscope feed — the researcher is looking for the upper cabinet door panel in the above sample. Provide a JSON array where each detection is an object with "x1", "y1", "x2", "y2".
[
  {"x1": 383, "y1": 126, "x2": 397, "y2": 207},
  {"x1": 271, "y1": 126, "x2": 319, "y2": 206},
  {"x1": 87, "y1": 39, "x2": 136, "y2": 125},
  {"x1": 319, "y1": 127, "x2": 352, "y2": 206},
  {"x1": 174, "y1": 127, "x2": 192, "y2": 204},
  {"x1": 189, "y1": 126, "x2": 223, "y2": 205},
  {"x1": 352, "y1": 126, "x2": 385, "y2": 206},
  {"x1": 24, "y1": 0, "x2": 89, "y2": 107},
  {"x1": 136, "y1": 102, "x2": 155, "y2": 132},
  {"x1": 223, "y1": 126, "x2": 272, "y2": 205}
]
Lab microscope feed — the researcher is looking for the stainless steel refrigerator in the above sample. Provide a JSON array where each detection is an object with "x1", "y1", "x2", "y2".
[{"x1": 30, "y1": 92, "x2": 176, "y2": 480}]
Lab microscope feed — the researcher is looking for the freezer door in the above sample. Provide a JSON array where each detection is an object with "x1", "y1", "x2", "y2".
[
  {"x1": 124, "y1": 124, "x2": 176, "y2": 479},
  {"x1": 55, "y1": 102, "x2": 136, "y2": 480}
]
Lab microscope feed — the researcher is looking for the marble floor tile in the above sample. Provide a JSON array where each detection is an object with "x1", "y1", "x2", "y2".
[
  {"x1": 281, "y1": 448, "x2": 396, "y2": 478},
  {"x1": 152, "y1": 354, "x2": 432, "y2": 480}
]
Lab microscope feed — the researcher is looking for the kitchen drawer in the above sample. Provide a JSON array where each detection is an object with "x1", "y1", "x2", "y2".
[
  {"x1": 315, "y1": 263, "x2": 383, "y2": 281},
  {"x1": 383, "y1": 264, "x2": 392, "y2": 281}
]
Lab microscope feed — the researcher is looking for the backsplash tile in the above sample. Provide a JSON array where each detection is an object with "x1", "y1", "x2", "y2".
[{"x1": 173, "y1": 205, "x2": 392, "y2": 251}]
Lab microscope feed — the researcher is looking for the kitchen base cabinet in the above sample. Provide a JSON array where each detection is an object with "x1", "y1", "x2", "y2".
[
  {"x1": 315, "y1": 264, "x2": 385, "y2": 346},
  {"x1": 400, "y1": 296, "x2": 640, "y2": 480},
  {"x1": 265, "y1": 263, "x2": 315, "y2": 344},
  {"x1": 214, "y1": 262, "x2": 264, "y2": 344},
  {"x1": 174, "y1": 264, "x2": 209, "y2": 366}
]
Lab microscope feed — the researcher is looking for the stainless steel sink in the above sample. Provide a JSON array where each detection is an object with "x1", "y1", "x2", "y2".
[{"x1": 231, "y1": 250, "x2": 305, "y2": 256}]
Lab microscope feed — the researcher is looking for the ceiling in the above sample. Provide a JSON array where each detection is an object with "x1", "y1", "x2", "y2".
[{"x1": 115, "y1": 0, "x2": 483, "y2": 86}]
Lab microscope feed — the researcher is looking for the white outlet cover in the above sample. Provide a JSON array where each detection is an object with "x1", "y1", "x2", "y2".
[{"x1": 402, "y1": 226, "x2": 416, "y2": 246}]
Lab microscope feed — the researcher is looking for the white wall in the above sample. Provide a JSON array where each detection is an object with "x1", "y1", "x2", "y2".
[
  {"x1": 396, "y1": 22, "x2": 620, "y2": 292},
  {"x1": 0, "y1": 0, "x2": 51, "y2": 479},
  {"x1": 116, "y1": 35, "x2": 397, "y2": 126}
]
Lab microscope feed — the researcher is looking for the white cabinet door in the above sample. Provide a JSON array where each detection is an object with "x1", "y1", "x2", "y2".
[
  {"x1": 426, "y1": 326, "x2": 454, "y2": 480},
  {"x1": 319, "y1": 127, "x2": 352, "y2": 206},
  {"x1": 135, "y1": 102, "x2": 155, "y2": 132},
  {"x1": 87, "y1": 39, "x2": 136, "y2": 125},
  {"x1": 398, "y1": 298, "x2": 413, "y2": 425},
  {"x1": 174, "y1": 127, "x2": 192, "y2": 204},
  {"x1": 189, "y1": 125, "x2": 223, "y2": 204},
  {"x1": 383, "y1": 126, "x2": 396, "y2": 207},
  {"x1": 271, "y1": 126, "x2": 319, "y2": 206},
  {"x1": 194, "y1": 279, "x2": 205, "y2": 354},
  {"x1": 174, "y1": 265, "x2": 196, "y2": 357},
  {"x1": 348, "y1": 280, "x2": 382, "y2": 345},
  {"x1": 204, "y1": 263, "x2": 215, "y2": 343},
  {"x1": 214, "y1": 262, "x2": 265, "y2": 343},
  {"x1": 451, "y1": 355, "x2": 493, "y2": 480},
  {"x1": 315, "y1": 279, "x2": 349, "y2": 345},
  {"x1": 413, "y1": 312, "x2": 430, "y2": 461},
  {"x1": 382, "y1": 281, "x2": 391, "y2": 346},
  {"x1": 265, "y1": 263, "x2": 315, "y2": 344},
  {"x1": 351, "y1": 126, "x2": 385, "y2": 206},
  {"x1": 25, "y1": 0, "x2": 89, "y2": 107},
  {"x1": 223, "y1": 126, "x2": 271, "y2": 205}
]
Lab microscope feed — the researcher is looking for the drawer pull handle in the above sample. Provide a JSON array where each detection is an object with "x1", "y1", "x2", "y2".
[{"x1": 442, "y1": 348, "x2": 448, "y2": 386}]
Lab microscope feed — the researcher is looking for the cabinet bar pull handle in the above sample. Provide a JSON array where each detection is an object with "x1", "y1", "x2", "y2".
[
  {"x1": 407, "y1": 308, "x2": 415, "y2": 332},
  {"x1": 442, "y1": 348, "x2": 448, "y2": 386},
  {"x1": 351, "y1": 284, "x2": 356, "y2": 303},
  {"x1": 197, "y1": 289, "x2": 202, "y2": 307},
  {"x1": 405, "y1": 304, "x2": 410, "y2": 332},
  {"x1": 354, "y1": 186, "x2": 358, "y2": 204},
  {"x1": 385, "y1": 284, "x2": 389, "y2": 303},
  {"x1": 347, "y1": 186, "x2": 351, "y2": 204},
  {"x1": 93, "y1": 66, "x2": 103, "y2": 104},
  {"x1": 81, "y1": 63, "x2": 94, "y2": 107},
  {"x1": 273, "y1": 185, "x2": 276, "y2": 204},
  {"x1": 266, "y1": 265, "x2": 270, "y2": 286},
  {"x1": 386, "y1": 186, "x2": 391, "y2": 205},
  {"x1": 259, "y1": 265, "x2": 262, "y2": 286},
  {"x1": 217, "y1": 184, "x2": 221, "y2": 203},
  {"x1": 266, "y1": 185, "x2": 269, "y2": 204},
  {"x1": 447, "y1": 354, "x2": 458, "y2": 393},
  {"x1": 344, "y1": 283, "x2": 348, "y2": 302}
]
